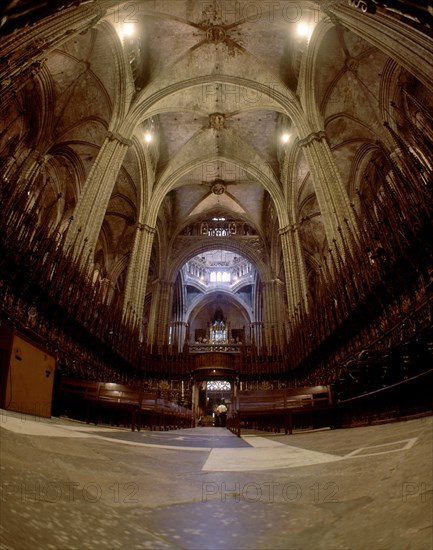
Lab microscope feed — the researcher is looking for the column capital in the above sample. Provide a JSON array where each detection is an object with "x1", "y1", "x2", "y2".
[
  {"x1": 137, "y1": 223, "x2": 156, "y2": 235},
  {"x1": 263, "y1": 278, "x2": 285, "y2": 288},
  {"x1": 151, "y1": 278, "x2": 174, "y2": 290},
  {"x1": 298, "y1": 130, "x2": 327, "y2": 148},
  {"x1": 107, "y1": 131, "x2": 133, "y2": 147},
  {"x1": 279, "y1": 223, "x2": 298, "y2": 236}
]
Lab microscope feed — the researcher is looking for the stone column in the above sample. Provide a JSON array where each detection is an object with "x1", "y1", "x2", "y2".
[
  {"x1": 261, "y1": 281, "x2": 272, "y2": 352},
  {"x1": 146, "y1": 280, "x2": 174, "y2": 348},
  {"x1": 325, "y1": 2, "x2": 433, "y2": 94},
  {"x1": 279, "y1": 223, "x2": 309, "y2": 327},
  {"x1": 123, "y1": 223, "x2": 156, "y2": 324},
  {"x1": 250, "y1": 322, "x2": 263, "y2": 352},
  {"x1": 262, "y1": 280, "x2": 286, "y2": 352},
  {"x1": 191, "y1": 382, "x2": 201, "y2": 427},
  {"x1": 158, "y1": 280, "x2": 174, "y2": 346},
  {"x1": 171, "y1": 322, "x2": 188, "y2": 353},
  {"x1": 299, "y1": 131, "x2": 358, "y2": 251},
  {"x1": 64, "y1": 132, "x2": 131, "y2": 262}
]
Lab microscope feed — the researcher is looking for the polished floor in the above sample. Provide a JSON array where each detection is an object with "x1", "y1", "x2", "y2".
[{"x1": 0, "y1": 410, "x2": 432, "y2": 550}]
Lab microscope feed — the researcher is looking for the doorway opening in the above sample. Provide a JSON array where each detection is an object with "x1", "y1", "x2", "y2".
[{"x1": 197, "y1": 380, "x2": 232, "y2": 426}]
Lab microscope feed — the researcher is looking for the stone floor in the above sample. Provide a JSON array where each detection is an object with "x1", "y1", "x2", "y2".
[{"x1": 0, "y1": 410, "x2": 432, "y2": 550}]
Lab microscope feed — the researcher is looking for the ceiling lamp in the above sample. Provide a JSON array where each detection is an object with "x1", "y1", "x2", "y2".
[
  {"x1": 281, "y1": 133, "x2": 290, "y2": 144},
  {"x1": 123, "y1": 23, "x2": 135, "y2": 37},
  {"x1": 144, "y1": 132, "x2": 152, "y2": 143},
  {"x1": 297, "y1": 23, "x2": 311, "y2": 39}
]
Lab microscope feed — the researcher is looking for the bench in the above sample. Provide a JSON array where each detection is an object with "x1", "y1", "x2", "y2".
[
  {"x1": 91, "y1": 383, "x2": 143, "y2": 431},
  {"x1": 154, "y1": 398, "x2": 193, "y2": 430},
  {"x1": 227, "y1": 386, "x2": 332, "y2": 437},
  {"x1": 58, "y1": 378, "x2": 100, "y2": 423},
  {"x1": 140, "y1": 392, "x2": 158, "y2": 430},
  {"x1": 178, "y1": 404, "x2": 193, "y2": 428},
  {"x1": 58, "y1": 377, "x2": 190, "y2": 432}
]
